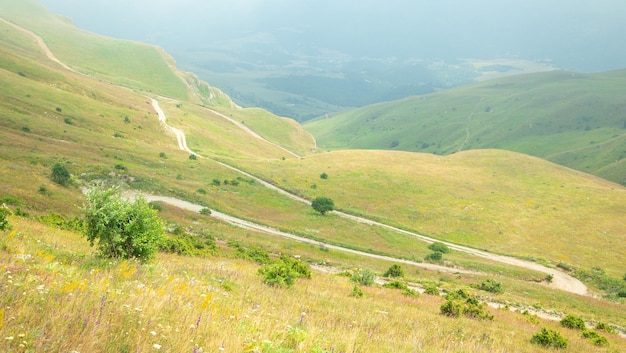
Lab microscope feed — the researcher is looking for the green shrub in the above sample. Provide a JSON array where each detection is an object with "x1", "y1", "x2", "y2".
[
  {"x1": 189, "y1": 154, "x2": 197, "y2": 160},
  {"x1": 530, "y1": 328, "x2": 568, "y2": 349},
  {"x1": 581, "y1": 330, "x2": 609, "y2": 346},
  {"x1": 280, "y1": 256, "x2": 311, "y2": 279},
  {"x1": 477, "y1": 279, "x2": 504, "y2": 293},
  {"x1": 428, "y1": 242, "x2": 450, "y2": 254},
  {"x1": 383, "y1": 264, "x2": 404, "y2": 278},
  {"x1": 560, "y1": 314, "x2": 586, "y2": 330},
  {"x1": 258, "y1": 260, "x2": 301, "y2": 288},
  {"x1": 50, "y1": 163, "x2": 71, "y2": 186},
  {"x1": 423, "y1": 284, "x2": 439, "y2": 296},
  {"x1": 159, "y1": 152, "x2": 167, "y2": 159},
  {"x1": 311, "y1": 197, "x2": 334, "y2": 215},
  {"x1": 320, "y1": 172, "x2": 328, "y2": 179},
  {"x1": 351, "y1": 268, "x2": 376, "y2": 286},
  {"x1": 233, "y1": 244, "x2": 272, "y2": 264},
  {"x1": 440, "y1": 290, "x2": 493, "y2": 320},
  {"x1": 82, "y1": 186, "x2": 164, "y2": 262},
  {"x1": 38, "y1": 213, "x2": 83, "y2": 231},
  {"x1": 159, "y1": 233, "x2": 215, "y2": 256},
  {"x1": 595, "y1": 322, "x2": 614, "y2": 333},
  {"x1": 212, "y1": 179, "x2": 221, "y2": 186},
  {"x1": 425, "y1": 251, "x2": 443, "y2": 261},
  {"x1": 383, "y1": 281, "x2": 408, "y2": 290},
  {"x1": 0, "y1": 205, "x2": 11, "y2": 231},
  {"x1": 148, "y1": 202, "x2": 163, "y2": 211},
  {"x1": 350, "y1": 285, "x2": 364, "y2": 298},
  {"x1": 200, "y1": 208, "x2": 212, "y2": 215}
]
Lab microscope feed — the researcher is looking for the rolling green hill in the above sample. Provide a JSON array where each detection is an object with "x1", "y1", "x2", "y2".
[
  {"x1": 1, "y1": 1, "x2": 625, "y2": 351},
  {"x1": 304, "y1": 70, "x2": 626, "y2": 184}
]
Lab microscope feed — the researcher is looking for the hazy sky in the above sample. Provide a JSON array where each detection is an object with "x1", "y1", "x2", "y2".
[{"x1": 39, "y1": 0, "x2": 626, "y2": 71}]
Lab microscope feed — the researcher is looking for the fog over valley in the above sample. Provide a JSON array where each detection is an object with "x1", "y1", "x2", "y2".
[{"x1": 40, "y1": 0, "x2": 626, "y2": 120}]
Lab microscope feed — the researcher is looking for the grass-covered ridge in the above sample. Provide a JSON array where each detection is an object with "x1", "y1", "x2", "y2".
[
  {"x1": 304, "y1": 70, "x2": 626, "y2": 184},
  {"x1": 0, "y1": 0, "x2": 188, "y2": 100}
]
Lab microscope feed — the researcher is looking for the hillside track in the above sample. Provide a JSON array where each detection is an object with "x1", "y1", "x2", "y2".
[
  {"x1": 152, "y1": 105, "x2": 588, "y2": 297},
  {"x1": 10, "y1": 16, "x2": 587, "y2": 297}
]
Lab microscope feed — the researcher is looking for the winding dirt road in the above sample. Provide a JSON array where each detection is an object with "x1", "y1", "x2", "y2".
[
  {"x1": 151, "y1": 99, "x2": 587, "y2": 296},
  {"x1": 8, "y1": 15, "x2": 587, "y2": 297}
]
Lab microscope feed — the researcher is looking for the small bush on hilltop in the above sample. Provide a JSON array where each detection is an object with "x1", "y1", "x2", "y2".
[{"x1": 530, "y1": 328, "x2": 568, "y2": 349}]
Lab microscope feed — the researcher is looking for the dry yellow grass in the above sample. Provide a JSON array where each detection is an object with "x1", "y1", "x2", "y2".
[{"x1": 1, "y1": 217, "x2": 624, "y2": 352}]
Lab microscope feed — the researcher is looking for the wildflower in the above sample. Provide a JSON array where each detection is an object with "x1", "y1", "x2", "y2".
[
  {"x1": 153, "y1": 343, "x2": 161, "y2": 350},
  {"x1": 189, "y1": 324, "x2": 195, "y2": 329},
  {"x1": 150, "y1": 331, "x2": 157, "y2": 336},
  {"x1": 5, "y1": 336, "x2": 14, "y2": 340}
]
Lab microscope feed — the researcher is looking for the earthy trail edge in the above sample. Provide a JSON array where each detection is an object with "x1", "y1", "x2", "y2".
[{"x1": 5, "y1": 14, "x2": 587, "y2": 296}]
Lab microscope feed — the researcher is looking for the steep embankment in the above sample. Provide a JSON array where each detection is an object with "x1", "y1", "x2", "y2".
[{"x1": 304, "y1": 70, "x2": 626, "y2": 184}]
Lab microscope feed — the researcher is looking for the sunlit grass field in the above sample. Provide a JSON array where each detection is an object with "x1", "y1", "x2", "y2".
[
  {"x1": 233, "y1": 149, "x2": 626, "y2": 277},
  {"x1": 1, "y1": 217, "x2": 625, "y2": 352}
]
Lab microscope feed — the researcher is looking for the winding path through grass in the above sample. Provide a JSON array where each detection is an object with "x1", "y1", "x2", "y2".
[{"x1": 10, "y1": 15, "x2": 587, "y2": 297}]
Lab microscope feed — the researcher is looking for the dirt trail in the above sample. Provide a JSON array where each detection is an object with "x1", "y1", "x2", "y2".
[
  {"x1": 0, "y1": 18, "x2": 79, "y2": 74},
  {"x1": 151, "y1": 100, "x2": 588, "y2": 296},
  {"x1": 9, "y1": 15, "x2": 587, "y2": 297}
]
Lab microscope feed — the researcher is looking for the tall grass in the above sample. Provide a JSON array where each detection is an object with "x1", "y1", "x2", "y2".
[{"x1": 1, "y1": 218, "x2": 624, "y2": 352}]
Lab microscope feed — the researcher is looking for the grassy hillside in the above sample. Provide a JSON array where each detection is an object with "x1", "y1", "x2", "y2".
[
  {"x1": 1, "y1": 2, "x2": 625, "y2": 351},
  {"x1": 0, "y1": 0, "x2": 188, "y2": 100},
  {"x1": 304, "y1": 70, "x2": 626, "y2": 184},
  {"x1": 234, "y1": 149, "x2": 626, "y2": 277}
]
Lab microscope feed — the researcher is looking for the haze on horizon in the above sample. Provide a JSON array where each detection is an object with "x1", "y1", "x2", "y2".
[
  {"x1": 39, "y1": 0, "x2": 626, "y2": 71},
  {"x1": 38, "y1": 0, "x2": 626, "y2": 120}
]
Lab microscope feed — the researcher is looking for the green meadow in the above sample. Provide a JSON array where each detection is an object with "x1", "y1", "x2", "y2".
[{"x1": 0, "y1": 1, "x2": 625, "y2": 351}]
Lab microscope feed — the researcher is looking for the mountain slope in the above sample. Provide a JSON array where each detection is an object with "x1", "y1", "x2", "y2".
[{"x1": 304, "y1": 70, "x2": 626, "y2": 184}]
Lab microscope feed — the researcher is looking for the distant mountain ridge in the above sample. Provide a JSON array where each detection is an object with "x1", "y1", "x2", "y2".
[{"x1": 304, "y1": 70, "x2": 626, "y2": 184}]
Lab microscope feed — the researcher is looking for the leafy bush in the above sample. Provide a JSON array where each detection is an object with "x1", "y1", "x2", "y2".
[
  {"x1": 581, "y1": 330, "x2": 609, "y2": 346},
  {"x1": 82, "y1": 186, "x2": 164, "y2": 262},
  {"x1": 159, "y1": 233, "x2": 215, "y2": 256},
  {"x1": 257, "y1": 256, "x2": 310, "y2": 288},
  {"x1": 320, "y1": 172, "x2": 328, "y2": 179},
  {"x1": 424, "y1": 251, "x2": 443, "y2": 262},
  {"x1": 560, "y1": 314, "x2": 586, "y2": 330},
  {"x1": 311, "y1": 197, "x2": 334, "y2": 215},
  {"x1": 423, "y1": 284, "x2": 439, "y2": 296},
  {"x1": 0, "y1": 205, "x2": 11, "y2": 231},
  {"x1": 351, "y1": 268, "x2": 376, "y2": 286},
  {"x1": 428, "y1": 242, "x2": 450, "y2": 254},
  {"x1": 350, "y1": 285, "x2": 364, "y2": 298},
  {"x1": 38, "y1": 213, "x2": 83, "y2": 232},
  {"x1": 383, "y1": 281, "x2": 408, "y2": 290},
  {"x1": 530, "y1": 328, "x2": 568, "y2": 349},
  {"x1": 258, "y1": 261, "x2": 299, "y2": 288},
  {"x1": 280, "y1": 256, "x2": 311, "y2": 279},
  {"x1": 189, "y1": 154, "x2": 197, "y2": 160},
  {"x1": 200, "y1": 208, "x2": 212, "y2": 215},
  {"x1": 477, "y1": 279, "x2": 504, "y2": 293},
  {"x1": 383, "y1": 264, "x2": 404, "y2": 278},
  {"x1": 233, "y1": 243, "x2": 272, "y2": 264},
  {"x1": 50, "y1": 163, "x2": 71, "y2": 186},
  {"x1": 595, "y1": 322, "x2": 614, "y2": 333},
  {"x1": 440, "y1": 289, "x2": 493, "y2": 320}
]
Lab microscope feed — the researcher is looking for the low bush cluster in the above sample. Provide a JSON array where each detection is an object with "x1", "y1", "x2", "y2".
[
  {"x1": 351, "y1": 268, "x2": 376, "y2": 286},
  {"x1": 258, "y1": 256, "x2": 311, "y2": 288},
  {"x1": 560, "y1": 314, "x2": 586, "y2": 330},
  {"x1": 476, "y1": 279, "x2": 504, "y2": 293},
  {"x1": 530, "y1": 328, "x2": 568, "y2": 349},
  {"x1": 440, "y1": 289, "x2": 493, "y2": 320}
]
